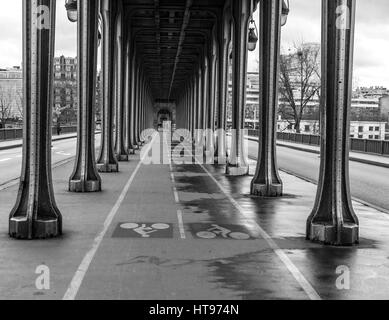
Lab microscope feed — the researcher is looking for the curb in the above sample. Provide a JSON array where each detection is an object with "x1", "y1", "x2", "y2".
[
  {"x1": 0, "y1": 132, "x2": 101, "y2": 152},
  {"x1": 0, "y1": 134, "x2": 77, "y2": 151},
  {"x1": 247, "y1": 136, "x2": 389, "y2": 170}
]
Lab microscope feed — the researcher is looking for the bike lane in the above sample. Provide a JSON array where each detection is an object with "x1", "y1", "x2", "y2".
[{"x1": 70, "y1": 134, "x2": 314, "y2": 300}]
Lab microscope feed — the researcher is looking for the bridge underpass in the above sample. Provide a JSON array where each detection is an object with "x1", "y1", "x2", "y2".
[{"x1": 1, "y1": 0, "x2": 389, "y2": 300}]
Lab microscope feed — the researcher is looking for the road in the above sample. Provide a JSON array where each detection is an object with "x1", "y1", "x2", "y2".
[
  {"x1": 248, "y1": 140, "x2": 389, "y2": 212},
  {"x1": 0, "y1": 136, "x2": 101, "y2": 187},
  {"x1": 1, "y1": 135, "x2": 388, "y2": 213}
]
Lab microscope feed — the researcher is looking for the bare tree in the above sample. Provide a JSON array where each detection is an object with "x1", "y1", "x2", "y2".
[
  {"x1": 15, "y1": 89, "x2": 23, "y2": 120},
  {"x1": 279, "y1": 43, "x2": 321, "y2": 133},
  {"x1": 0, "y1": 87, "x2": 13, "y2": 128}
]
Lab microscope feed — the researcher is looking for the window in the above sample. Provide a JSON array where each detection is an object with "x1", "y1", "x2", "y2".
[
  {"x1": 304, "y1": 125, "x2": 310, "y2": 132},
  {"x1": 375, "y1": 127, "x2": 380, "y2": 131},
  {"x1": 369, "y1": 135, "x2": 374, "y2": 139},
  {"x1": 369, "y1": 126, "x2": 374, "y2": 131},
  {"x1": 375, "y1": 135, "x2": 379, "y2": 140},
  {"x1": 358, "y1": 126, "x2": 363, "y2": 132},
  {"x1": 358, "y1": 135, "x2": 363, "y2": 139}
]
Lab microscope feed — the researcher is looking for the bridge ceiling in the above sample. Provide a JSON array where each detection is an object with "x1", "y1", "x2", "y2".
[{"x1": 124, "y1": 0, "x2": 226, "y2": 101}]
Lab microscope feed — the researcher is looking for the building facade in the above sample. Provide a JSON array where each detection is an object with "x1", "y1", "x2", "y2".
[
  {"x1": 0, "y1": 67, "x2": 23, "y2": 127},
  {"x1": 53, "y1": 56, "x2": 78, "y2": 125}
]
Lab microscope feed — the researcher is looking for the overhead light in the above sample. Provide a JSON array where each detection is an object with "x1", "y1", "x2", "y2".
[
  {"x1": 65, "y1": 0, "x2": 77, "y2": 23},
  {"x1": 281, "y1": 0, "x2": 290, "y2": 27},
  {"x1": 247, "y1": 18, "x2": 258, "y2": 52}
]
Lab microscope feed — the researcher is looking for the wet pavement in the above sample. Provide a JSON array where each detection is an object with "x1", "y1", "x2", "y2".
[{"x1": 0, "y1": 133, "x2": 389, "y2": 300}]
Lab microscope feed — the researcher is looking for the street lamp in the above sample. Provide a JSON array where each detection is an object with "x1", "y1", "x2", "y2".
[
  {"x1": 247, "y1": 17, "x2": 258, "y2": 51},
  {"x1": 281, "y1": 0, "x2": 290, "y2": 27},
  {"x1": 65, "y1": 0, "x2": 77, "y2": 22}
]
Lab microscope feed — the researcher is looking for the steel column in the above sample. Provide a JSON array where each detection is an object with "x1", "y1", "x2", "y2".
[
  {"x1": 124, "y1": 28, "x2": 135, "y2": 154},
  {"x1": 215, "y1": 9, "x2": 231, "y2": 164},
  {"x1": 69, "y1": 0, "x2": 102, "y2": 193},
  {"x1": 226, "y1": 0, "x2": 250, "y2": 176},
  {"x1": 10, "y1": 0, "x2": 62, "y2": 239},
  {"x1": 195, "y1": 66, "x2": 203, "y2": 145},
  {"x1": 191, "y1": 74, "x2": 198, "y2": 139},
  {"x1": 136, "y1": 72, "x2": 143, "y2": 144},
  {"x1": 97, "y1": 0, "x2": 119, "y2": 172},
  {"x1": 201, "y1": 58, "x2": 209, "y2": 133},
  {"x1": 205, "y1": 39, "x2": 217, "y2": 163},
  {"x1": 251, "y1": 0, "x2": 283, "y2": 197},
  {"x1": 130, "y1": 55, "x2": 139, "y2": 150},
  {"x1": 307, "y1": 0, "x2": 359, "y2": 246},
  {"x1": 114, "y1": 8, "x2": 129, "y2": 161},
  {"x1": 133, "y1": 65, "x2": 140, "y2": 147}
]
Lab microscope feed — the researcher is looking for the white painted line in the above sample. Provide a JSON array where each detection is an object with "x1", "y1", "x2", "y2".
[
  {"x1": 63, "y1": 134, "x2": 157, "y2": 300},
  {"x1": 196, "y1": 159, "x2": 321, "y2": 301},
  {"x1": 169, "y1": 156, "x2": 186, "y2": 239},
  {"x1": 0, "y1": 158, "x2": 11, "y2": 162},
  {"x1": 173, "y1": 187, "x2": 180, "y2": 204},
  {"x1": 177, "y1": 209, "x2": 186, "y2": 239}
]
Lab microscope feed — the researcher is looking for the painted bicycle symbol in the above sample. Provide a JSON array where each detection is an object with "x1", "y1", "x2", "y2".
[
  {"x1": 196, "y1": 224, "x2": 250, "y2": 240},
  {"x1": 120, "y1": 223, "x2": 170, "y2": 238}
]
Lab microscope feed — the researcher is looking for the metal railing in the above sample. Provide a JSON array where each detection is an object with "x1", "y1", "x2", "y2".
[
  {"x1": 247, "y1": 130, "x2": 389, "y2": 157},
  {"x1": 0, "y1": 126, "x2": 77, "y2": 141}
]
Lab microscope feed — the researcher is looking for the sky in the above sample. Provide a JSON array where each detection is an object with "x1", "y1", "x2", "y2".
[{"x1": 0, "y1": 0, "x2": 388, "y2": 88}]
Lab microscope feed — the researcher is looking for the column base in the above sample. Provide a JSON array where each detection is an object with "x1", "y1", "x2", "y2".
[
  {"x1": 9, "y1": 217, "x2": 61, "y2": 240},
  {"x1": 308, "y1": 223, "x2": 359, "y2": 246},
  {"x1": 226, "y1": 164, "x2": 249, "y2": 176},
  {"x1": 97, "y1": 163, "x2": 119, "y2": 173},
  {"x1": 69, "y1": 179, "x2": 101, "y2": 193},
  {"x1": 214, "y1": 156, "x2": 227, "y2": 165},
  {"x1": 116, "y1": 154, "x2": 129, "y2": 162},
  {"x1": 251, "y1": 183, "x2": 283, "y2": 197}
]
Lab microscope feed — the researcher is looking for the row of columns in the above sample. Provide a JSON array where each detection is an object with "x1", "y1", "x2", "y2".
[
  {"x1": 9, "y1": 0, "x2": 358, "y2": 246},
  {"x1": 176, "y1": 0, "x2": 358, "y2": 246},
  {"x1": 9, "y1": 0, "x2": 151, "y2": 239}
]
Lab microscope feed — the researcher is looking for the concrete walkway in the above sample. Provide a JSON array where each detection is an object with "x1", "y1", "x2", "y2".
[{"x1": 0, "y1": 134, "x2": 389, "y2": 300}]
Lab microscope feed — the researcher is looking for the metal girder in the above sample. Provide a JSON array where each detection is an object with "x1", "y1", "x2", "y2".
[
  {"x1": 251, "y1": 0, "x2": 283, "y2": 196},
  {"x1": 97, "y1": 0, "x2": 119, "y2": 173},
  {"x1": 306, "y1": 0, "x2": 359, "y2": 246},
  {"x1": 69, "y1": 0, "x2": 102, "y2": 192},
  {"x1": 226, "y1": 0, "x2": 251, "y2": 176},
  {"x1": 10, "y1": 0, "x2": 62, "y2": 239}
]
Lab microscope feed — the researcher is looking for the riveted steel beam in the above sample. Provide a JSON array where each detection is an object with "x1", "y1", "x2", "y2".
[
  {"x1": 69, "y1": 0, "x2": 102, "y2": 193},
  {"x1": 307, "y1": 0, "x2": 359, "y2": 246},
  {"x1": 215, "y1": 3, "x2": 232, "y2": 164},
  {"x1": 226, "y1": 0, "x2": 251, "y2": 176},
  {"x1": 10, "y1": 0, "x2": 62, "y2": 239},
  {"x1": 251, "y1": 0, "x2": 283, "y2": 197},
  {"x1": 114, "y1": 5, "x2": 129, "y2": 161},
  {"x1": 97, "y1": 0, "x2": 119, "y2": 172}
]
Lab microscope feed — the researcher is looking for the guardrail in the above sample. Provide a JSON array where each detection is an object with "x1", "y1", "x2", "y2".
[
  {"x1": 247, "y1": 130, "x2": 389, "y2": 157},
  {"x1": 0, "y1": 126, "x2": 77, "y2": 141}
]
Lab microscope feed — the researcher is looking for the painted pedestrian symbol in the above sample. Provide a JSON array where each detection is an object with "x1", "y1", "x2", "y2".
[
  {"x1": 190, "y1": 223, "x2": 254, "y2": 240},
  {"x1": 112, "y1": 222, "x2": 173, "y2": 239}
]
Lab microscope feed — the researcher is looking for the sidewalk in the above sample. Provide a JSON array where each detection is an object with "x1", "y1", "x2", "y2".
[
  {"x1": 247, "y1": 135, "x2": 389, "y2": 169},
  {"x1": 0, "y1": 132, "x2": 78, "y2": 151},
  {"x1": 0, "y1": 135, "x2": 389, "y2": 299}
]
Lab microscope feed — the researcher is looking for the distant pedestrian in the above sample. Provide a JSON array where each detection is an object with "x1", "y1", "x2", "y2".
[{"x1": 56, "y1": 123, "x2": 62, "y2": 136}]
